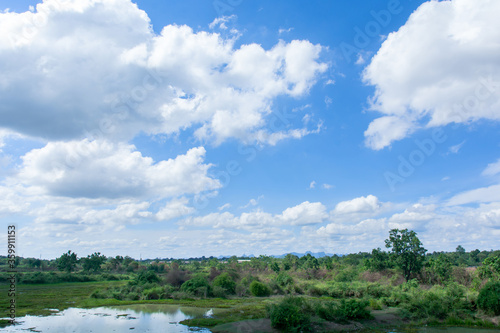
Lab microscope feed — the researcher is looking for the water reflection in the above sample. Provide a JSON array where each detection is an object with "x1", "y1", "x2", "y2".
[{"x1": 5, "y1": 305, "x2": 212, "y2": 332}]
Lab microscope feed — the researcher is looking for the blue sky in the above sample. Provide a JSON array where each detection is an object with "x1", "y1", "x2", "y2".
[{"x1": 1, "y1": 0, "x2": 499, "y2": 259}]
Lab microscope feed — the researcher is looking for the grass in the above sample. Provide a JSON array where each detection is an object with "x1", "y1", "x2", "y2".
[
  {"x1": 1, "y1": 280, "x2": 498, "y2": 331},
  {"x1": 0, "y1": 281, "x2": 128, "y2": 317}
]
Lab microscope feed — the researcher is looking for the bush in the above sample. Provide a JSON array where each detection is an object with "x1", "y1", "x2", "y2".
[
  {"x1": 337, "y1": 299, "x2": 371, "y2": 321},
  {"x1": 275, "y1": 272, "x2": 294, "y2": 287},
  {"x1": 212, "y1": 272, "x2": 236, "y2": 294},
  {"x1": 143, "y1": 286, "x2": 165, "y2": 300},
  {"x1": 268, "y1": 297, "x2": 311, "y2": 332},
  {"x1": 250, "y1": 280, "x2": 271, "y2": 297},
  {"x1": 478, "y1": 281, "x2": 500, "y2": 315},
  {"x1": 211, "y1": 285, "x2": 227, "y2": 298},
  {"x1": 181, "y1": 277, "x2": 211, "y2": 297},
  {"x1": 136, "y1": 271, "x2": 160, "y2": 284}
]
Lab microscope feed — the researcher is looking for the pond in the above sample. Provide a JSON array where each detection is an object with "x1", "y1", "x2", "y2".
[{"x1": 4, "y1": 304, "x2": 213, "y2": 332}]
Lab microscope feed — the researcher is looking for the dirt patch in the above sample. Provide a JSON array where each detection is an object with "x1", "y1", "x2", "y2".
[
  {"x1": 211, "y1": 319, "x2": 277, "y2": 333},
  {"x1": 211, "y1": 308, "x2": 406, "y2": 333}
]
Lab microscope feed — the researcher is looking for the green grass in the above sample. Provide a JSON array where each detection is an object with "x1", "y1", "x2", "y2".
[{"x1": 0, "y1": 281, "x2": 128, "y2": 317}]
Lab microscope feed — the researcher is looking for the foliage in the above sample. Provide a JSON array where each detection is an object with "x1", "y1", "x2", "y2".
[
  {"x1": 136, "y1": 270, "x2": 161, "y2": 284},
  {"x1": 81, "y1": 252, "x2": 107, "y2": 273},
  {"x1": 56, "y1": 250, "x2": 78, "y2": 273},
  {"x1": 181, "y1": 276, "x2": 211, "y2": 297},
  {"x1": 365, "y1": 248, "x2": 393, "y2": 271},
  {"x1": 426, "y1": 253, "x2": 452, "y2": 284},
  {"x1": 249, "y1": 280, "x2": 270, "y2": 297},
  {"x1": 385, "y1": 229, "x2": 427, "y2": 281},
  {"x1": 275, "y1": 272, "x2": 294, "y2": 287},
  {"x1": 267, "y1": 297, "x2": 311, "y2": 332},
  {"x1": 478, "y1": 254, "x2": 500, "y2": 280},
  {"x1": 477, "y1": 281, "x2": 500, "y2": 315},
  {"x1": 212, "y1": 272, "x2": 236, "y2": 294}
]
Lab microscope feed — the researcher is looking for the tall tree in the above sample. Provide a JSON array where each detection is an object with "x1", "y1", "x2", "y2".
[
  {"x1": 385, "y1": 229, "x2": 426, "y2": 281},
  {"x1": 57, "y1": 250, "x2": 78, "y2": 273},
  {"x1": 81, "y1": 252, "x2": 107, "y2": 273}
]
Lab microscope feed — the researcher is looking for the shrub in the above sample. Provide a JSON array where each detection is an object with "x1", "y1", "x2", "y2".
[
  {"x1": 211, "y1": 285, "x2": 227, "y2": 298},
  {"x1": 267, "y1": 297, "x2": 311, "y2": 332},
  {"x1": 275, "y1": 272, "x2": 294, "y2": 287},
  {"x1": 478, "y1": 281, "x2": 500, "y2": 315},
  {"x1": 334, "y1": 267, "x2": 358, "y2": 282},
  {"x1": 250, "y1": 280, "x2": 271, "y2": 297},
  {"x1": 212, "y1": 272, "x2": 236, "y2": 294},
  {"x1": 181, "y1": 277, "x2": 211, "y2": 297},
  {"x1": 143, "y1": 286, "x2": 165, "y2": 300},
  {"x1": 136, "y1": 271, "x2": 160, "y2": 284},
  {"x1": 337, "y1": 299, "x2": 371, "y2": 321},
  {"x1": 235, "y1": 283, "x2": 248, "y2": 296}
]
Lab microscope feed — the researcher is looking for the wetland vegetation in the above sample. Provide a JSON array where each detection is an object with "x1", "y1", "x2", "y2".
[{"x1": 1, "y1": 229, "x2": 500, "y2": 332}]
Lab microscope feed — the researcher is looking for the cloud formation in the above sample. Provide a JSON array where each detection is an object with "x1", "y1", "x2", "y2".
[
  {"x1": 363, "y1": 0, "x2": 500, "y2": 149},
  {"x1": 16, "y1": 140, "x2": 219, "y2": 199},
  {"x1": 0, "y1": 0, "x2": 327, "y2": 145}
]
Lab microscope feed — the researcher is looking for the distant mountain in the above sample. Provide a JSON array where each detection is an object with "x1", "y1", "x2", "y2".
[{"x1": 272, "y1": 251, "x2": 335, "y2": 258}]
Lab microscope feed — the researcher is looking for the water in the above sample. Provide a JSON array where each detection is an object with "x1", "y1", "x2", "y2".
[{"x1": 2, "y1": 304, "x2": 213, "y2": 332}]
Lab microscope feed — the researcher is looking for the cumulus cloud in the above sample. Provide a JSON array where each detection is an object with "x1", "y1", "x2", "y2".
[
  {"x1": 334, "y1": 194, "x2": 381, "y2": 215},
  {"x1": 156, "y1": 197, "x2": 195, "y2": 221},
  {"x1": 0, "y1": 0, "x2": 327, "y2": 145},
  {"x1": 388, "y1": 203, "x2": 436, "y2": 230},
  {"x1": 317, "y1": 218, "x2": 386, "y2": 236},
  {"x1": 363, "y1": 0, "x2": 500, "y2": 149},
  {"x1": 15, "y1": 140, "x2": 220, "y2": 199},
  {"x1": 181, "y1": 200, "x2": 327, "y2": 230},
  {"x1": 279, "y1": 201, "x2": 328, "y2": 225}
]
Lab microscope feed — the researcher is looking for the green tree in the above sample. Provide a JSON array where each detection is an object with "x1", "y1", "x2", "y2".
[
  {"x1": 426, "y1": 253, "x2": 452, "y2": 284},
  {"x1": 478, "y1": 254, "x2": 500, "y2": 280},
  {"x1": 57, "y1": 250, "x2": 78, "y2": 273},
  {"x1": 212, "y1": 272, "x2": 236, "y2": 294},
  {"x1": 385, "y1": 229, "x2": 427, "y2": 281},
  {"x1": 81, "y1": 252, "x2": 107, "y2": 273},
  {"x1": 366, "y1": 248, "x2": 393, "y2": 271}
]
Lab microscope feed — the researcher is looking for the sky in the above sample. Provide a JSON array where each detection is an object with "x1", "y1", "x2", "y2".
[{"x1": 0, "y1": 0, "x2": 499, "y2": 259}]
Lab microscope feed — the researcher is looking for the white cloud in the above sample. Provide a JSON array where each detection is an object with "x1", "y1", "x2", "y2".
[
  {"x1": 309, "y1": 180, "x2": 316, "y2": 189},
  {"x1": 0, "y1": 0, "x2": 327, "y2": 145},
  {"x1": 156, "y1": 197, "x2": 194, "y2": 221},
  {"x1": 334, "y1": 194, "x2": 381, "y2": 215},
  {"x1": 240, "y1": 196, "x2": 263, "y2": 209},
  {"x1": 482, "y1": 158, "x2": 500, "y2": 177},
  {"x1": 209, "y1": 15, "x2": 236, "y2": 30},
  {"x1": 182, "y1": 200, "x2": 327, "y2": 229},
  {"x1": 278, "y1": 27, "x2": 293, "y2": 35},
  {"x1": 448, "y1": 141, "x2": 466, "y2": 154},
  {"x1": 447, "y1": 184, "x2": 500, "y2": 206},
  {"x1": 363, "y1": 0, "x2": 500, "y2": 149},
  {"x1": 322, "y1": 183, "x2": 333, "y2": 190},
  {"x1": 279, "y1": 201, "x2": 328, "y2": 225},
  {"x1": 218, "y1": 203, "x2": 231, "y2": 211},
  {"x1": 388, "y1": 203, "x2": 436, "y2": 230},
  {"x1": 317, "y1": 218, "x2": 386, "y2": 236},
  {"x1": 15, "y1": 140, "x2": 220, "y2": 199}
]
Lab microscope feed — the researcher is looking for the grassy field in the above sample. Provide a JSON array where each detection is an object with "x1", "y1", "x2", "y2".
[{"x1": 1, "y1": 280, "x2": 498, "y2": 332}]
